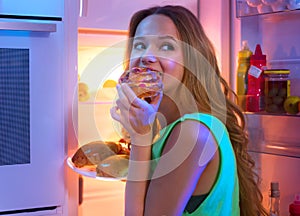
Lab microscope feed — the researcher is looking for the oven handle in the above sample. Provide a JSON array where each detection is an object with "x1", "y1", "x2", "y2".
[{"x1": 0, "y1": 20, "x2": 56, "y2": 32}]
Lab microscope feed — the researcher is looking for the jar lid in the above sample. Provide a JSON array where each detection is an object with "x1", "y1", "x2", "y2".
[{"x1": 264, "y1": 69, "x2": 290, "y2": 74}]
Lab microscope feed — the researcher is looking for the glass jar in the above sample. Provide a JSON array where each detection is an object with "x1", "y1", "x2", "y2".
[{"x1": 264, "y1": 69, "x2": 290, "y2": 113}]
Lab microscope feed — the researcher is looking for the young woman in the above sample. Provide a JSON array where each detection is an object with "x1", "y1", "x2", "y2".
[{"x1": 110, "y1": 5, "x2": 267, "y2": 216}]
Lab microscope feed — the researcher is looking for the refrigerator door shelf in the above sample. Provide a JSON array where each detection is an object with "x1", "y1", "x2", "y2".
[
  {"x1": 245, "y1": 113, "x2": 300, "y2": 158},
  {"x1": 246, "y1": 113, "x2": 300, "y2": 216}
]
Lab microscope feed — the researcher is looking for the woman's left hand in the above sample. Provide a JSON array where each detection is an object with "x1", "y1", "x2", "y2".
[{"x1": 110, "y1": 84, "x2": 162, "y2": 143}]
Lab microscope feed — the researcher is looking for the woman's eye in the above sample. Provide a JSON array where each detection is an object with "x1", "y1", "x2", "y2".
[
  {"x1": 161, "y1": 43, "x2": 175, "y2": 51},
  {"x1": 133, "y1": 42, "x2": 146, "y2": 50}
]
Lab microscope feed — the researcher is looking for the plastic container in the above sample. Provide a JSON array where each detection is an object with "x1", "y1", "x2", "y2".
[
  {"x1": 247, "y1": 0, "x2": 263, "y2": 7},
  {"x1": 246, "y1": 44, "x2": 267, "y2": 112},
  {"x1": 237, "y1": 0, "x2": 259, "y2": 16},
  {"x1": 257, "y1": 3, "x2": 273, "y2": 13},
  {"x1": 264, "y1": 69, "x2": 290, "y2": 113},
  {"x1": 237, "y1": 40, "x2": 252, "y2": 110},
  {"x1": 287, "y1": 0, "x2": 300, "y2": 9},
  {"x1": 290, "y1": 194, "x2": 300, "y2": 216},
  {"x1": 270, "y1": 0, "x2": 288, "y2": 11}
]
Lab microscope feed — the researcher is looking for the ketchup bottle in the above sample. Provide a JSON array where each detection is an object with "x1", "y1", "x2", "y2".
[
  {"x1": 290, "y1": 194, "x2": 300, "y2": 216},
  {"x1": 246, "y1": 44, "x2": 267, "y2": 112}
]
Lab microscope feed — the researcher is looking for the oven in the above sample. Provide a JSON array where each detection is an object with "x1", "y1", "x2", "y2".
[{"x1": 0, "y1": 1, "x2": 77, "y2": 215}]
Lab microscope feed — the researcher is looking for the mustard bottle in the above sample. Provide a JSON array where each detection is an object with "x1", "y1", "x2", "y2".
[{"x1": 236, "y1": 40, "x2": 252, "y2": 110}]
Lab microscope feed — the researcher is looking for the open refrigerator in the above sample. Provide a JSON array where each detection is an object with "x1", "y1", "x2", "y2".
[
  {"x1": 231, "y1": 0, "x2": 300, "y2": 215},
  {"x1": 75, "y1": 0, "x2": 300, "y2": 214}
]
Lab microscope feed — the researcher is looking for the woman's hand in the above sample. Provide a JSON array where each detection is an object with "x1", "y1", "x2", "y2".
[{"x1": 110, "y1": 83, "x2": 162, "y2": 144}]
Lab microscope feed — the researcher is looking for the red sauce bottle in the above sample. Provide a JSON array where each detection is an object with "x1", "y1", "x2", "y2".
[
  {"x1": 290, "y1": 194, "x2": 300, "y2": 216},
  {"x1": 246, "y1": 44, "x2": 267, "y2": 112}
]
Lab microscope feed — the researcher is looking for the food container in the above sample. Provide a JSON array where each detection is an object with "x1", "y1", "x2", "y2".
[
  {"x1": 287, "y1": 0, "x2": 300, "y2": 9},
  {"x1": 257, "y1": 3, "x2": 273, "y2": 13},
  {"x1": 264, "y1": 69, "x2": 290, "y2": 113},
  {"x1": 260, "y1": 0, "x2": 288, "y2": 11},
  {"x1": 247, "y1": 0, "x2": 263, "y2": 7}
]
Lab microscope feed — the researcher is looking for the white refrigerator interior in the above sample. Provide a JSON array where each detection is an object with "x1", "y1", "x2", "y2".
[
  {"x1": 78, "y1": 177, "x2": 126, "y2": 216},
  {"x1": 77, "y1": 1, "x2": 199, "y2": 215},
  {"x1": 77, "y1": 0, "x2": 300, "y2": 215}
]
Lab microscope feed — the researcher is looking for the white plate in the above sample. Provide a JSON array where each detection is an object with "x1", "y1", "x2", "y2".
[{"x1": 66, "y1": 157, "x2": 126, "y2": 182}]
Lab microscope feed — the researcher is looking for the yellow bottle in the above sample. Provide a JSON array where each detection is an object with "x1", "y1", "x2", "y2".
[{"x1": 237, "y1": 40, "x2": 252, "y2": 110}]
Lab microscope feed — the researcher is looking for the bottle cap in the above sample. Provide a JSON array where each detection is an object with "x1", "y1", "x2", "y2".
[
  {"x1": 294, "y1": 194, "x2": 300, "y2": 205},
  {"x1": 250, "y1": 44, "x2": 266, "y2": 62},
  {"x1": 270, "y1": 182, "x2": 280, "y2": 197},
  {"x1": 271, "y1": 182, "x2": 279, "y2": 190},
  {"x1": 238, "y1": 40, "x2": 253, "y2": 58}
]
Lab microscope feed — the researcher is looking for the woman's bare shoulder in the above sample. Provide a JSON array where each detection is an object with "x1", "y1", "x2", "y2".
[
  {"x1": 162, "y1": 118, "x2": 218, "y2": 162},
  {"x1": 145, "y1": 119, "x2": 219, "y2": 214}
]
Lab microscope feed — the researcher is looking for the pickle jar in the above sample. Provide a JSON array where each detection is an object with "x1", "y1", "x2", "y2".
[{"x1": 264, "y1": 69, "x2": 290, "y2": 113}]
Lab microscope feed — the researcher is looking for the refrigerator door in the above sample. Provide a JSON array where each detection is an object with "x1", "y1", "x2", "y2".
[
  {"x1": 232, "y1": 1, "x2": 300, "y2": 215},
  {"x1": 0, "y1": 20, "x2": 65, "y2": 213},
  {"x1": 200, "y1": 1, "x2": 300, "y2": 215}
]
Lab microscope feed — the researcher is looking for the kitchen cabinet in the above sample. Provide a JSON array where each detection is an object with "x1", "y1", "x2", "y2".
[{"x1": 78, "y1": 0, "x2": 198, "y2": 30}]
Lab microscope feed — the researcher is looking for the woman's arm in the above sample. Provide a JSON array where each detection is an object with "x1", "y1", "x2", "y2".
[
  {"x1": 110, "y1": 84, "x2": 163, "y2": 216},
  {"x1": 125, "y1": 143, "x2": 152, "y2": 216},
  {"x1": 144, "y1": 119, "x2": 219, "y2": 216}
]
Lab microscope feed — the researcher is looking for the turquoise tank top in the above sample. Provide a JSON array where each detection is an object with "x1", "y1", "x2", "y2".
[{"x1": 151, "y1": 113, "x2": 240, "y2": 216}]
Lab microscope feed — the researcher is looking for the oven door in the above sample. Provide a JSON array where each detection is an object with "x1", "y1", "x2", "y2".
[{"x1": 0, "y1": 17, "x2": 65, "y2": 214}]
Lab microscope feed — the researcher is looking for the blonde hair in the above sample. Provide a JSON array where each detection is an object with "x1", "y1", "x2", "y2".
[{"x1": 125, "y1": 5, "x2": 268, "y2": 216}]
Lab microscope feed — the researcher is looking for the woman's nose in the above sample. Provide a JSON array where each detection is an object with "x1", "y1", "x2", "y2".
[{"x1": 139, "y1": 52, "x2": 157, "y2": 66}]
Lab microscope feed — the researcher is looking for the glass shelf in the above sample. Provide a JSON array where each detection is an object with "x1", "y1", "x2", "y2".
[
  {"x1": 236, "y1": 0, "x2": 300, "y2": 18},
  {"x1": 244, "y1": 113, "x2": 300, "y2": 158},
  {"x1": 244, "y1": 111, "x2": 300, "y2": 117}
]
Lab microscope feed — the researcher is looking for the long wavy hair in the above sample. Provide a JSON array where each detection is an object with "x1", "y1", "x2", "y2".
[{"x1": 124, "y1": 5, "x2": 268, "y2": 216}]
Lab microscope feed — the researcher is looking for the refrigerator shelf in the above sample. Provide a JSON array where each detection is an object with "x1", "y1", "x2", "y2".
[{"x1": 245, "y1": 113, "x2": 300, "y2": 158}]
